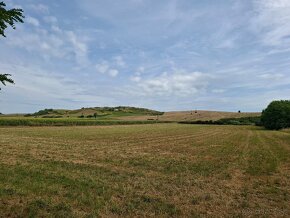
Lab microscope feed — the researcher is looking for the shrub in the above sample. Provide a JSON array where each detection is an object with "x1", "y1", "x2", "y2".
[
  {"x1": 261, "y1": 100, "x2": 290, "y2": 130},
  {"x1": 178, "y1": 117, "x2": 260, "y2": 126},
  {"x1": 33, "y1": 109, "x2": 54, "y2": 116},
  {"x1": 42, "y1": 115, "x2": 63, "y2": 118}
]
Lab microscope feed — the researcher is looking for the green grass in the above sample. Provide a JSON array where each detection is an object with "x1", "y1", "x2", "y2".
[
  {"x1": 0, "y1": 117, "x2": 170, "y2": 126},
  {"x1": 0, "y1": 124, "x2": 289, "y2": 217}
]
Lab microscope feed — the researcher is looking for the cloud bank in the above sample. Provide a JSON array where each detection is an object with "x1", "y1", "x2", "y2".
[{"x1": 0, "y1": 0, "x2": 290, "y2": 113}]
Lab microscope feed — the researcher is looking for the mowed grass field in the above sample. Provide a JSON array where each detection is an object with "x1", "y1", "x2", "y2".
[{"x1": 0, "y1": 124, "x2": 289, "y2": 217}]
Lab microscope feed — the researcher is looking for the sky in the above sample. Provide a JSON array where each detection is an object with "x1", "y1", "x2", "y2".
[{"x1": 1, "y1": 0, "x2": 290, "y2": 113}]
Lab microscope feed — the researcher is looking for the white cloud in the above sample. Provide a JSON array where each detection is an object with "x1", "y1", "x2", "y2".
[
  {"x1": 66, "y1": 31, "x2": 89, "y2": 66},
  {"x1": 108, "y1": 69, "x2": 119, "y2": 77},
  {"x1": 216, "y1": 38, "x2": 236, "y2": 49},
  {"x1": 3, "y1": 2, "x2": 88, "y2": 67},
  {"x1": 96, "y1": 61, "x2": 109, "y2": 74},
  {"x1": 5, "y1": 21, "x2": 89, "y2": 67},
  {"x1": 43, "y1": 16, "x2": 58, "y2": 24},
  {"x1": 252, "y1": 0, "x2": 290, "y2": 46},
  {"x1": 51, "y1": 25, "x2": 61, "y2": 33},
  {"x1": 259, "y1": 73, "x2": 284, "y2": 80},
  {"x1": 26, "y1": 16, "x2": 40, "y2": 27},
  {"x1": 114, "y1": 56, "x2": 126, "y2": 67},
  {"x1": 134, "y1": 70, "x2": 209, "y2": 96},
  {"x1": 28, "y1": 3, "x2": 49, "y2": 14},
  {"x1": 131, "y1": 66, "x2": 145, "y2": 80},
  {"x1": 137, "y1": 66, "x2": 145, "y2": 73},
  {"x1": 2, "y1": 0, "x2": 290, "y2": 113},
  {"x1": 259, "y1": 0, "x2": 290, "y2": 8},
  {"x1": 0, "y1": 62, "x2": 123, "y2": 113},
  {"x1": 0, "y1": 63, "x2": 83, "y2": 101},
  {"x1": 130, "y1": 75, "x2": 141, "y2": 82},
  {"x1": 212, "y1": 89, "x2": 225, "y2": 94},
  {"x1": 78, "y1": 0, "x2": 203, "y2": 39},
  {"x1": 6, "y1": 30, "x2": 65, "y2": 58},
  {"x1": 95, "y1": 57, "x2": 122, "y2": 77}
]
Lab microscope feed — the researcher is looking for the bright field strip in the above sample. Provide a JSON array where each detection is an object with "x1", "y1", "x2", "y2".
[{"x1": 0, "y1": 124, "x2": 289, "y2": 217}]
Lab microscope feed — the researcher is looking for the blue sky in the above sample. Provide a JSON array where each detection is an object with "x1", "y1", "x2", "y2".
[{"x1": 1, "y1": 0, "x2": 290, "y2": 113}]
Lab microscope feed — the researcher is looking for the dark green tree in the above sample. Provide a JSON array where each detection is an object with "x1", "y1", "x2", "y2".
[
  {"x1": 0, "y1": 73, "x2": 14, "y2": 90},
  {"x1": 0, "y1": 1, "x2": 24, "y2": 37},
  {"x1": 261, "y1": 100, "x2": 290, "y2": 130},
  {"x1": 0, "y1": 1, "x2": 24, "y2": 89}
]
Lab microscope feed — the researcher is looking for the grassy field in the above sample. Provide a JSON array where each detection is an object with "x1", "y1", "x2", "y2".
[
  {"x1": 117, "y1": 110, "x2": 261, "y2": 121},
  {"x1": 0, "y1": 124, "x2": 289, "y2": 217},
  {"x1": 0, "y1": 117, "x2": 169, "y2": 126}
]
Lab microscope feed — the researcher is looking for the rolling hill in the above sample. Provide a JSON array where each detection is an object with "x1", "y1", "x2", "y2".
[
  {"x1": 1, "y1": 107, "x2": 260, "y2": 122},
  {"x1": 22, "y1": 106, "x2": 164, "y2": 119}
]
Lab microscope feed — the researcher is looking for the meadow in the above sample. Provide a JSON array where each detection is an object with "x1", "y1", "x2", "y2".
[
  {"x1": 0, "y1": 117, "x2": 169, "y2": 126},
  {"x1": 0, "y1": 124, "x2": 289, "y2": 217}
]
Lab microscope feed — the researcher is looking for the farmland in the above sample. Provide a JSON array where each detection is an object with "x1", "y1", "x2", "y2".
[
  {"x1": 118, "y1": 110, "x2": 261, "y2": 122},
  {"x1": 0, "y1": 117, "x2": 169, "y2": 127},
  {"x1": 0, "y1": 106, "x2": 260, "y2": 122},
  {"x1": 0, "y1": 107, "x2": 261, "y2": 127},
  {"x1": 0, "y1": 124, "x2": 289, "y2": 217}
]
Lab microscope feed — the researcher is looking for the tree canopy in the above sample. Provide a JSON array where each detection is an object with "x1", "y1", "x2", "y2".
[
  {"x1": 0, "y1": 74, "x2": 14, "y2": 90},
  {"x1": 261, "y1": 100, "x2": 290, "y2": 130},
  {"x1": 0, "y1": 1, "x2": 24, "y2": 37},
  {"x1": 0, "y1": 1, "x2": 24, "y2": 89}
]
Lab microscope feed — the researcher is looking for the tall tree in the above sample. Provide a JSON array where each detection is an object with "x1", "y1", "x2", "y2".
[
  {"x1": 0, "y1": 1, "x2": 24, "y2": 89},
  {"x1": 261, "y1": 100, "x2": 290, "y2": 130}
]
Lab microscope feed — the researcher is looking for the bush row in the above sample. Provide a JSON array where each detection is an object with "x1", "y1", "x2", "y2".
[
  {"x1": 0, "y1": 118, "x2": 172, "y2": 126},
  {"x1": 179, "y1": 116, "x2": 261, "y2": 126}
]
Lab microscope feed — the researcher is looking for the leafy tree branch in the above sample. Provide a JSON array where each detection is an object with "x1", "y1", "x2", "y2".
[{"x1": 0, "y1": 1, "x2": 24, "y2": 89}]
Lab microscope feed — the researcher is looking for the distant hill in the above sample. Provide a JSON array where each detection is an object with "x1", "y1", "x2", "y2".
[
  {"x1": 24, "y1": 106, "x2": 164, "y2": 119},
  {"x1": 3, "y1": 107, "x2": 261, "y2": 122}
]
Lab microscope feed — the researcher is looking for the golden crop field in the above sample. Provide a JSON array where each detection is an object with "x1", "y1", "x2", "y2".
[
  {"x1": 0, "y1": 124, "x2": 289, "y2": 217},
  {"x1": 117, "y1": 111, "x2": 261, "y2": 122}
]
